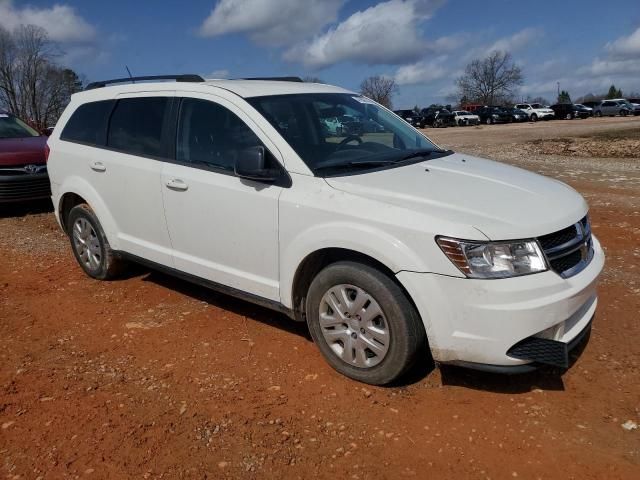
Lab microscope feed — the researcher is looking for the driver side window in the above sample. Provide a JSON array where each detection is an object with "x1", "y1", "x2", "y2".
[{"x1": 176, "y1": 98, "x2": 264, "y2": 171}]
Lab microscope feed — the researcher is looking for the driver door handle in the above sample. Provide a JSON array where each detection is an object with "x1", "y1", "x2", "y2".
[{"x1": 165, "y1": 178, "x2": 188, "y2": 191}]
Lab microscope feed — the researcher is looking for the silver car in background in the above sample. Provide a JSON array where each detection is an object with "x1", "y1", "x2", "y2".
[{"x1": 594, "y1": 99, "x2": 639, "y2": 117}]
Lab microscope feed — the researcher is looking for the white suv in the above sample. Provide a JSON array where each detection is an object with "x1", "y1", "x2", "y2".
[
  {"x1": 514, "y1": 103, "x2": 555, "y2": 121},
  {"x1": 47, "y1": 75, "x2": 604, "y2": 385}
]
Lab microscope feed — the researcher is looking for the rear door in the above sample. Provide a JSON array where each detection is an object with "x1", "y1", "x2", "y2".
[
  {"x1": 601, "y1": 101, "x2": 614, "y2": 115},
  {"x1": 160, "y1": 94, "x2": 286, "y2": 301},
  {"x1": 90, "y1": 93, "x2": 174, "y2": 265}
]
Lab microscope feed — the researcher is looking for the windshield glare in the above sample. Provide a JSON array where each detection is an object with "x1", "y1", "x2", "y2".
[
  {"x1": 0, "y1": 114, "x2": 40, "y2": 139},
  {"x1": 247, "y1": 93, "x2": 443, "y2": 175}
]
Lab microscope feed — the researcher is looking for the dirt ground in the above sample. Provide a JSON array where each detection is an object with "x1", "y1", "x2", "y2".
[{"x1": 1, "y1": 116, "x2": 639, "y2": 479}]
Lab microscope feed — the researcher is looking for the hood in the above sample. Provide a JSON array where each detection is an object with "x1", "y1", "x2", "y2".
[
  {"x1": 324, "y1": 153, "x2": 587, "y2": 240},
  {"x1": 0, "y1": 136, "x2": 47, "y2": 167}
]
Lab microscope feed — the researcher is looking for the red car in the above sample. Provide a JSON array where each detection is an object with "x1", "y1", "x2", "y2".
[{"x1": 0, "y1": 111, "x2": 50, "y2": 203}]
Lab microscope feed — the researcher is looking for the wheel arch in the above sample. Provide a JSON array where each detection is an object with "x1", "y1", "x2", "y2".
[
  {"x1": 56, "y1": 177, "x2": 119, "y2": 247},
  {"x1": 287, "y1": 247, "x2": 422, "y2": 327}
]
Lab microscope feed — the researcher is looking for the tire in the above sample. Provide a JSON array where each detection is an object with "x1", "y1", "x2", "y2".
[
  {"x1": 305, "y1": 261, "x2": 427, "y2": 385},
  {"x1": 565, "y1": 113, "x2": 573, "y2": 120},
  {"x1": 620, "y1": 110, "x2": 628, "y2": 117},
  {"x1": 67, "y1": 204, "x2": 125, "y2": 280},
  {"x1": 595, "y1": 111, "x2": 602, "y2": 117},
  {"x1": 530, "y1": 114, "x2": 538, "y2": 122},
  {"x1": 485, "y1": 117, "x2": 492, "y2": 125}
]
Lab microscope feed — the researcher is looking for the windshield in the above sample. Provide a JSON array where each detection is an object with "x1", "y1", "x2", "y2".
[
  {"x1": 0, "y1": 114, "x2": 40, "y2": 139},
  {"x1": 248, "y1": 93, "x2": 446, "y2": 176}
]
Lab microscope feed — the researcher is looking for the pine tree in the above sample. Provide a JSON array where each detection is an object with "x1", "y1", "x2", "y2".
[{"x1": 557, "y1": 90, "x2": 572, "y2": 104}]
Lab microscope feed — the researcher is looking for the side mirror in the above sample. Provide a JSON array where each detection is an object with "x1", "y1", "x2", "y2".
[{"x1": 234, "y1": 146, "x2": 277, "y2": 182}]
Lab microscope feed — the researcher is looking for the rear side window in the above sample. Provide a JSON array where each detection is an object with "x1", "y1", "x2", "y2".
[
  {"x1": 60, "y1": 100, "x2": 115, "y2": 146},
  {"x1": 107, "y1": 97, "x2": 168, "y2": 158}
]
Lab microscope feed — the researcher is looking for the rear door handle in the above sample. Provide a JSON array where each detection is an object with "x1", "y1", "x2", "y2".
[
  {"x1": 90, "y1": 161, "x2": 106, "y2": 172},
  {"x1": 165, "y1": 178, "x2": 188, "y2": 191}
]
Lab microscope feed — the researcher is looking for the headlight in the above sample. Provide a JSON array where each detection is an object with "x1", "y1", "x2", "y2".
[{"x1": 436, "y1": 237, "x2": 548, "y2": 278}]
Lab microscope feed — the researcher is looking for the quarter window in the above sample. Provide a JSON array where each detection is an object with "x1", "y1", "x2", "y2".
[
  {"x1": 107, "y1": 97, "x2": 168, "y2": 157},
  {"x1": 176, "y1": 98, "x2": 269, "y2": 172},
  {"x1": 60, "y1": 100, "x2": 115, "y2": 146}
]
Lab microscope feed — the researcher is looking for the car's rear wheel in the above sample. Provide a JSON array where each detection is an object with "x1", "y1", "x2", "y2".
[
  {"x1": 306, "y1": 261, "x2": 427, "y2": 385},
  {"x1": 565, "y1": 113, "x2": 573, "y2": 120},
  {"x1": 67, "y1": 204, "x2": 125, "y2": 280}
]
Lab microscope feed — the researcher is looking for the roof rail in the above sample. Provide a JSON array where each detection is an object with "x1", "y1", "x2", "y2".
[
  {"x1": 85, "y1": 74, "x2": 205, "y2": 91},
  {"x1": 240, "y1": 76, "x2": 303, "y2": 82}
]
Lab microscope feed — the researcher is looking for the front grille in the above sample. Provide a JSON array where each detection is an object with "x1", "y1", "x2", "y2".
[
  {"x1": 537, "y1": 215, "x2": 593, "y2": 278},
  {"x1": 0, "y1": 173, "x2": 51, "y2": 202}
]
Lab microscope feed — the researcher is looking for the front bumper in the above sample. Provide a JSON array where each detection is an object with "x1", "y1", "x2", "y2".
[
  {"x1": 0, "y1": 171, "x2": 51, "y2": 203},
  {"x1": 397, "y1": 235, "x2": 604, "y2": 369}
]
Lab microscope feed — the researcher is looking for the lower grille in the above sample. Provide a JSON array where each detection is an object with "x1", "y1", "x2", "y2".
[
  {"x1": 507, "y1": 336, "x2": 569, "y2": 368},
  {"x1": 507, "y1": 317, "x2": 593, "y2": 368},
  {"x1": 537, "y1": 215, "x2": 593, "y2": 278}
]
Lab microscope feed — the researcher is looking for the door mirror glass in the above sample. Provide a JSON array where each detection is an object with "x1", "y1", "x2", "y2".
[{"x1": 234, "y1": 146, "x2": 277, "y2": 182}]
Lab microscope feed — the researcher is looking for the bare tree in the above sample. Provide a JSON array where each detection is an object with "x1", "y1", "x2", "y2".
[
  {"x1": 456, "y1": 51, "x2": 523, "y2": 106},
  {"x1": 0, "y1": 25, "x2": 83, "y2": 129},
  {"x1": 359, "y1": 75, "x2": 398, "y2": 108}
]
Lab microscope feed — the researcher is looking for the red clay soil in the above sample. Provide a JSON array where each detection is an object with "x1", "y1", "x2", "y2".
[{"x1": 1, "y1": 129, "x2": 639, "y2": 479}]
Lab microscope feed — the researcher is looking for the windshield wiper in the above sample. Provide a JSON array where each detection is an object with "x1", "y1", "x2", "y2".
[{"x1": 398, "y1": 150, "x2": 443, "y2": 161}]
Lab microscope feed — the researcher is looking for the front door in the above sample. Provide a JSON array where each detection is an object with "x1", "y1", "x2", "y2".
[{"x1": 161, "y1": 96, "x2": 285, "y2": 301}]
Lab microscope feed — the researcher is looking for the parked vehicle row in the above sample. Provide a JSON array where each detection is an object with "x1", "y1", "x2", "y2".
[{"x1": 393, "y1": 97, "x2": 640, "y2": 128}]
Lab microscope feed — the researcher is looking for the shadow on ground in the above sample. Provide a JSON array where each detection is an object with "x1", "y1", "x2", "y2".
[
  {"x1": 141, "y1": 268, "x2": 312, "y2": 342},
  {"x1": 0, "y1": 199, "x2": 53, "y2": 218}
]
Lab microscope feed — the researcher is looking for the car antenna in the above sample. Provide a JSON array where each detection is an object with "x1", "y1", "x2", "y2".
[{"x1": 125, "y1": 66, "x2": 135, "y2": 83}]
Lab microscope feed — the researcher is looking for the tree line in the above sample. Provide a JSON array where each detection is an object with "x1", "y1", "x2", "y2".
[{"x1": 0, "y1": 25, "x2": 83, "y2": 131}]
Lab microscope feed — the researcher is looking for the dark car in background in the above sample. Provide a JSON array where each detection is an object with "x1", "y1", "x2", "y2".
[
  {"x1": 420, "y1": 106, "x2": 455, "y2": 127},
  {"x1": 550, "y1": 103, "x2": 591, "y2": 119},
  {"x1": 476, "y1": 106, "x2": 512, "y2": 125},
  {"x1": 393, "y1": 109, "x2": 424, "y2": 128},
  {"x1": 0, "y1": 111, "x2": 50, "y2": 204},
  {"x1": 506, "y1": 107, "x2": 528, "y2": 122}
]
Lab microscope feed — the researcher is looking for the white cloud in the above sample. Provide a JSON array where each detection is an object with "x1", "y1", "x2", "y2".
[
  {"x1": 606, "y1": 26, "x2": 640, "y2": 59},
  {"x1": 486, "y1": 28, "x2": 538, "y2": 53},
  {"x1": 394, "y1": 57, "x2": 448, "y2": 85},
  {"x1": 198, "y1": 0, "x2": 344, "y2": 46},
  {"x1": 0, "y1": 0, "x2": 96, "y2": 42},
  {"x1": 581, "y1": 57, "x2": 640, "y2": 77},
  {"x1": 283, "y1": 0, "x2": 446, "y2": 69}
]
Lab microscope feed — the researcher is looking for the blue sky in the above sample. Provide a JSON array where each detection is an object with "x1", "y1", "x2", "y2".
[{"x1": 2, "y1": 0, "x2": 640, "y2": 108}]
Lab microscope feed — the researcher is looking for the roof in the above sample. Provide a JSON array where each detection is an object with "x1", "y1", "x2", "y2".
[
  {"x1": 73, "y1": 79, "x2": 353, "y2": 103},
  {"x1": 202, "y1": 79, "x2": 351, "y2": 98}
]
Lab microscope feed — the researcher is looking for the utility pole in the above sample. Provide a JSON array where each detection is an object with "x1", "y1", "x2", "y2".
[{"x1": 557, "y1": 82, "x2": 560, "y2": 98}]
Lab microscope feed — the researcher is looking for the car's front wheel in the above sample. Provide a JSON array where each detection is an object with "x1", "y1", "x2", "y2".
[
  {"x1": 67, "y1": 204, "x2": 125, "y2": 280},
  {"x1": 530, "y1": 114, "x2": 538, "y2": 122},
  {"x1": 306, "y1": 261, "x2": 427, "y2": 385}
]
